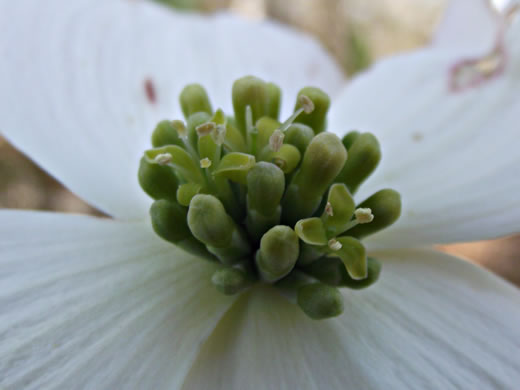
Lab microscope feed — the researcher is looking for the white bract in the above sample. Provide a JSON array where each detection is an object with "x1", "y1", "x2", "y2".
[{"x1": 1, "y1": 0, "x2": 520, "y2": 388}]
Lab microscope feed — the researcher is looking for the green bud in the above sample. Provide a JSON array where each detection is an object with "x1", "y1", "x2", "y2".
[
  {"x1": 138, "y1": 156, "x2": 178, "y2": 201},
  {"x1": 176, "y1": 182, "x2": 202, "y2": 206},
  {"x1": 188, "y1": 194, "x2": 250, "y2": 265},
  {"x1": 321, "y1": 183, "x2": 355, "y2": 235},
  {"x1": 261, "y1": 144, "x2": 301, "y2": 174},
  {"x1": 149, "y1": 200, "x2": 215, "y2": 261},
  {"x1": 144, "y1": 145, "x2": 205, "y2": 186},
  {"x1": 282, "y1": 133, "x2": 347, "y2": 224},
  {"x1": 285, "y1": 123, "x2": 314, "y2": 155},
  {"x1": 247, "y1": 162, "x2": 285, "y2": 216},
  {"x1": 347, "y1": 189, "x2": 401, "y2": 238},
  {"x1": 256, "y1": 226, "x2": 299, "y2": 282},
  {"x1": 232, "y1": 76, "x2": 269, "y2": 133},
  {"x1": 295, "y1": 218, "x2": 328, "y2": 246},
  {"x1": 297, "y1": 283, "x2": 344, "y2": 320},
  {"x1": 179, "y1": 83, "x2": 212, "y2": 119},
  {"x1": 294, "y1": 87, "x2": 330, "y2": 134},
  {"x1": 341, "y1": 130, "x2": 360, "y2": 150},
  {"x1": 331, "y1": 236, "x2": 367, "y2": 280},
  {"x1": 213, "y1": 152, "x2": 256, "y2": 185},
  {"x1": 266, "y1": 82, "x2": 281, "y2": 120},
  {"x1": 212, "y1": 266, "x2": 251, "y2": 295},
  {"x1": 151, "y1": 120, "x2": 184, "y2": 148},
  {"x1": 223, "y1": 122, "x2": 247, "y2": 153},
  {"x1": 255, "y1": 116, "x2": 280, "y2": 155},
  {"x1": 336, "y1": 133, "x2": 381, "y2": 193}
]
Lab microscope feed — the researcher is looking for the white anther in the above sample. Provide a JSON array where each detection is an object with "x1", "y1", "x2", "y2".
[
  {"x1": 154, "y1": 153, "x2": 172, "y2": 166},
  {"x1": 269, "y1": 129, "x2": 285, "y2": 152},
  {"x1": 355, "y1": 208, "x2": 374, "y2": 224},
  {"x1": 196, "y1": 121, "x2": 216, "y2": 137},
  {"x1": 328, "y1": 238, "x2": 342, "y2": 251},
  {"x1": 325, "y1": 202, "x2": 334, "y2": 216},
  {"x1": 212, "y1": 124, "x2": 227, "y2": 145},
  {"x1": 200, "y1": 158, "x2": 212, "y2": 168},
  {"x1": 298, "y1": 94, "x2": 315, "y2": 114},
  {"x1": 172, "y1": 119, "x2": 187, "y2": 137}
]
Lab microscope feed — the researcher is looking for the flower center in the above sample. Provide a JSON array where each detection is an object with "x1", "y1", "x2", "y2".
[{"x1": 138, "y1": 76, "x2": 401, "y2": 320}]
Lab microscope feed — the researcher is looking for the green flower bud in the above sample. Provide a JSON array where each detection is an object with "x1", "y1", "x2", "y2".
[
  {"x1": 285, "y1": 123, "x2": 314, "y2": 155},
  {"x1": 247, "y1": 162, "x2": 285, "y2": 216},
  {"x1": 297, "y1": 283, "x2": 344, "y2": 320},
  {"x1": 232, "y1": 76, "x2": 269, "y2": 133},
  {"x1": 295, "y1": 218, "x2": 328, "y2": 246},
  {"x1": 223, "y1": 122, "x2": 247, "y2": 153},
  {"x1": 255, "y1": 116, "x2": 280, "y2": 155},
  {"x1": 294, "y1": 87, "x2": 330, "y2": 134},
  {"x1": 212, "y1": 266, "x2": 251, "y2": 295},
  {"x1": 341, "y1": 130, "x2": 361, "y2": 150},
  {"x1": 260, "y1": 144, "x2": 301, "y2": 174},
  {"x1": 138, "y1": 156, "x2": 178, "y2": 202},
  {"x1": 321, "y1": 183, "x2": 355, "y2": 235},
  {"x1": 188, "y1": 194, "x2": 251, "y2": 265},
  {"x1": 179, "y1": 83, "x2": 212, "y2": 119},
  {"x1": 256, "y1": 226, "x2": 299, "y2": 282},
  {"x1": 282, "y1": 133, "x2": 347, "y2": 224},
  {"x1": 336, "y1": 133, "x2": 381, "y2": 194},
  {"x1": 176, "y1": 182, "x2": 203, "y2": 206},
  {"x1": 266, "y1": 82, "x2": 281, "y2": 120},
  {"x1": 245, "y1": 162, "x2": 285, "y2": 240},
  {"x1": 213, "y1": 152, "x2": 256, "y2": 185},
  {"x1": 150, "y1": 200, "x2": 215, "y2": 261},
  {"x1": 151, "y1": 120, "x2": 184, "y2": 148},
  {"x1": 347, "y1": 189, "x2": 401, "y2": 239}
]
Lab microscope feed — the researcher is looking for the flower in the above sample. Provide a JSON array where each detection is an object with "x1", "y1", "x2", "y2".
[{"x1": 1, "y1": 0, "x2": 520, "y2": 388}]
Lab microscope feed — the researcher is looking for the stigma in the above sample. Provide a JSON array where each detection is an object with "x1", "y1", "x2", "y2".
[{"x1": 138, "y1": 76, "x2": 401, "y2": 320}]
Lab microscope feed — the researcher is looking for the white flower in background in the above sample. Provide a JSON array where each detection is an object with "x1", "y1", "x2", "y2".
[{"x1": 1, "y1": 0, "x2": 520, "y2": 388}]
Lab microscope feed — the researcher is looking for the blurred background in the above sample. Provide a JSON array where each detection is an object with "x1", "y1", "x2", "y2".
[{"x1": 1, "y1": 0, "x2": 518, "y2": 285}]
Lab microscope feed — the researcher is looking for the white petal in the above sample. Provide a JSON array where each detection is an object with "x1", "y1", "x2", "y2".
[
  {"x1": 0, "y1": 210, "x2": 235, "y2": 389},
  {"x1": 183, "y1": 249, "x2": 520, "y2": 390},
  {"x1": 328, "y1": 19, "x2": 520, "y2": 250},
  {"x1": 0, "y1": 0, "x2": 344, "y2": 219},
  {"x1": 433, "y1": 0, "x2": 500, "y2": 55}
]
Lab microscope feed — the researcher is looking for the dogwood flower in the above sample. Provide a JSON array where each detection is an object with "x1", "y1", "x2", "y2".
[{"x1": 1, "y1": 0, "x2": 520, "y2": 388}]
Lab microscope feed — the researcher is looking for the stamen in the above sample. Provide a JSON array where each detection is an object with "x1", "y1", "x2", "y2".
[
  {"x1": 269, "y1": 130, "x2": 285, "y2": 152},
  {"x1": 200, "y1": 158, "x2": 212, "y2": 168},
  {"x1": 172, "y1": 120, "x2": 187, "y2": 137},
  {"x1": 328, "y1": 238, "x2": 342, "y2": 251},
  {"x1": 268, "y1": 95, "x2": 315, "y2": 151},
  {"x1": 298, "y1": 94, "x2": 315, "y2": 114},
  {"x1": 212, "y1": 124, "x2": 227, "y2": 145},
  {"x1": 341, "y1": 208, "x2": 375, "y2": 232},
  {"x1": 354, "y1": 208, "x2": 374, "y2": 224},
  {"x1": 154, "y1": 153, "x2": 172, "y2": 166},
  {"x1": 325, "y1": 202, "x2": 334, "y2": 216},
  {"x1": 196, "y1": 121, "x2": 216, "y2": 137}
]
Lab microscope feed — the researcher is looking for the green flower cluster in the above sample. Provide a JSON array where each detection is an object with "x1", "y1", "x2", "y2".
[{"x1": 138, "y1": 76, "x2": 401, "y2": 319}]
